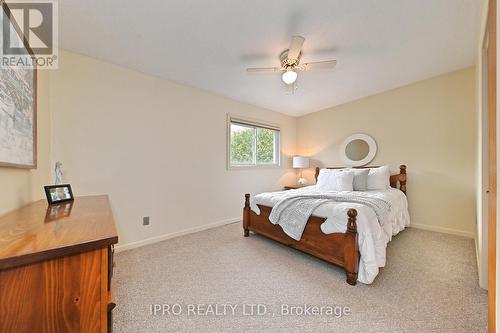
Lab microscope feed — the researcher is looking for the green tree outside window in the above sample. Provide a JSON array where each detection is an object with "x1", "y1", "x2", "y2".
[{"x1": 230, "y1": 122, "x2": 279, "y2": 166}]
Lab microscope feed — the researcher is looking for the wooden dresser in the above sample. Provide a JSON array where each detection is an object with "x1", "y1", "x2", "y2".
[{"x1": 0, "y1": 195, "x2": 118, "y2": 333}]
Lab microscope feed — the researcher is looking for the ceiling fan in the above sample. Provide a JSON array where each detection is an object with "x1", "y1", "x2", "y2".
[{"x1": 246, "y1": 36, "x2": 337, "y2": 85}]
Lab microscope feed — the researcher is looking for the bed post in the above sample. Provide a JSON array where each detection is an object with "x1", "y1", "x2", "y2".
[
  {"x1": 399, "y1": 165, "x2": 407, "y2": 195},
  {"x1": 243, "y1": 194, "x2": 250, "y2": 237},
  {"x1": 344, "y1": 209, "x2": 359, "y2": 285}
]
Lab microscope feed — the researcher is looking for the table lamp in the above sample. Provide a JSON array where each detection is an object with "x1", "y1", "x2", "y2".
[{"x1": 293, "y1": 156, "x2": 310, "y2": 186}]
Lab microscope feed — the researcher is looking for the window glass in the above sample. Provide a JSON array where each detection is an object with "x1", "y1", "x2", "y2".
[{"x1": 228, "y1": 119, "x2": 280, "y2": 168}]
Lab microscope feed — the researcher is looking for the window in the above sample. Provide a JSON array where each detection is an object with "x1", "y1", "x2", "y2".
[{"x1": 228, "y1": 116, "x2": 280, "y2": 168}]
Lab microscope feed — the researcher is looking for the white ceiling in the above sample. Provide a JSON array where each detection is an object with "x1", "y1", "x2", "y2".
[{"x1": 59, "y1": 0, "x2": 483, "y2": 116}]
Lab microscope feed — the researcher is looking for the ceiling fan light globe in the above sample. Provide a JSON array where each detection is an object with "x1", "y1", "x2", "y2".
[{"x1": 282, "y1": 70, "x2": 297, "y2": 84}]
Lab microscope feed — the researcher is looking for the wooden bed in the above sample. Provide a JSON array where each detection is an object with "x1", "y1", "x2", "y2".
[{"x1": 243, "y1": 165, "x2": 407, "y2": 285}]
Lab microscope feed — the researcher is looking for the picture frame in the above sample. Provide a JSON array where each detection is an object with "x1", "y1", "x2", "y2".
[
  {"x1": 44, "y1": 184, "x2": 74, "y2": 205},
  {"x1": 0, "y1": 2, "x2": 38, "y2": 168}
]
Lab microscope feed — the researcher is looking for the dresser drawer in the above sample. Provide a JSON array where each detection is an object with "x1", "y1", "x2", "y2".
[{"x1": 0, "y1": 249, "x2": 103, "y2": 332}]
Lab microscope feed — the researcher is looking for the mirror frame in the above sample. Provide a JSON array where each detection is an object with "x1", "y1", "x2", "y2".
[{"x1": 340, "y1": 133, "x2": 377, "y2": 167}]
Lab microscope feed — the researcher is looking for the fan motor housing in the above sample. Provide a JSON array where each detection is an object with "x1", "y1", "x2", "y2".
[{"x1": 280, "y1": 49, "x2": 301, "y2": 68}]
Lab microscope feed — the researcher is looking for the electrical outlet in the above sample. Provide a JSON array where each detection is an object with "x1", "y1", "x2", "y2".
[{"x1": 143, "y1": 216, "x2": 150, "y2": 226}]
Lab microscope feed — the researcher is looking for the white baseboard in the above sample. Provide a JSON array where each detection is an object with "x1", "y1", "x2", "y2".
[
  {"x1": 114, "y1": 219, "x2": 474, "y2": 252},
  {"x1": 409, "y1": 223, "x2": 475, "y2": 239},
  {"x1": 114, "y1": 217, "x2": 241, "y2": 252}
]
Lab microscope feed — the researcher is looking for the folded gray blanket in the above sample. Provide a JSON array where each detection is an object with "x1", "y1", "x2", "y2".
[{"x1": 269, "y1": 193, "x2": 392, "y2": 241}]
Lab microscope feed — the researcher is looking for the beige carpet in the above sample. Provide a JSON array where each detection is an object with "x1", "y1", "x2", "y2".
[{"x1": 114, "y1": 223, "x2": 487, "y2": 332}]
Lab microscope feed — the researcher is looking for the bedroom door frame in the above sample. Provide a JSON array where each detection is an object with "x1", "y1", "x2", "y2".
[{"x1": 487, "y1": 0, "x2": 497, "y2": 331}]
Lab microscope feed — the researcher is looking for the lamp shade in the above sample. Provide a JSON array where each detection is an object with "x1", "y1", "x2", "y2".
[{"x1": 293, "y1": 156, "x2": 310, "y2": 169}]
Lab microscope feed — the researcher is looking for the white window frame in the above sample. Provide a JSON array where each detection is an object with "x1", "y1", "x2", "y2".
[{"x1": 227, "y1": 114, "x2": 281, "y2": 170}]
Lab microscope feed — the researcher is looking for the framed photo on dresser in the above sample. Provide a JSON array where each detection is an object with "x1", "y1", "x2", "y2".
[{"x1": 44, "y1": 184, "x2": 74, "y2": 205}]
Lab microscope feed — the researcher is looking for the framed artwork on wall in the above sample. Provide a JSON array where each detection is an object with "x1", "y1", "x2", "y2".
[{"x1": 0, "y1": 2, "x2": 37, "y2": 168}]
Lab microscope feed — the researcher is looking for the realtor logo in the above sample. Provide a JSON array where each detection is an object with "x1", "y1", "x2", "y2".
[{"x1": 1, "y1": 0, "x2": 58, "y2": 69}]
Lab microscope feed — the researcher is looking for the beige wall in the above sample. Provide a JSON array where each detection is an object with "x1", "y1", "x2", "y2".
[
  {"x1": 297, "y1": 67, "x2": 477, "y2": 237},
  {"x1": 49, "y1": 50, "x2": 296, "y2": 249},
  {"x1": 0, "y1": 71, "x2": 51, "y2": 216}
]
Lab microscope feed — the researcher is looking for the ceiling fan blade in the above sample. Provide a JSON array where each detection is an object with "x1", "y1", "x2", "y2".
[
  {"x1": 287, "y1": 35, "x2": 305, "y2": 60},
  {"x1": 246, "y1": 67, "x2": 284, "y2": 73},
  {"x1": 297, "y1": 60, "x2": 337, "y2": 71}
]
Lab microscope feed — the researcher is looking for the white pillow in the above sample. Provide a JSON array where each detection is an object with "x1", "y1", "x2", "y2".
[
  {"x1": 366, "y1": 165, "x2": 390, "y2": 190},
  {"x1": 316, "y1": 169, "x2": 355, "y2": 191}
]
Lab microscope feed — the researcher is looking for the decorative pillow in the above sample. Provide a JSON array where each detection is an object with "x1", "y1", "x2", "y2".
[
  {"x1": 351, "y1": 169, "x2": 369, "y2": 191},
  {"x1": 366, "y1": 165, "x2": 390, "y2": 190},
  {"x1": 316, "y1": 169, "x2": 355, "y2": 192}
]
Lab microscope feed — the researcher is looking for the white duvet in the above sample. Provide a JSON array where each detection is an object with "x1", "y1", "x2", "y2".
[{"x1": 251, "y1": 186, "x2": 410, "y2": 284}]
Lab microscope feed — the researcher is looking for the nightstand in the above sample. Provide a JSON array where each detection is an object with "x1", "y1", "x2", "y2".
[{"x1": 284, "y1": 185, "x2": 303, "y2": 190}]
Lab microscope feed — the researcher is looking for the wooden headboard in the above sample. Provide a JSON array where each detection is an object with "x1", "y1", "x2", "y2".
[{"x1": 314, "y1": 165, "x2": 407, "y2": 195}]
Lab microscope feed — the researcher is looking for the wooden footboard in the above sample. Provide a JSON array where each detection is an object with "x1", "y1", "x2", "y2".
[{"x1": 243, "y1": 194, "x2": 359, "y2": 285}]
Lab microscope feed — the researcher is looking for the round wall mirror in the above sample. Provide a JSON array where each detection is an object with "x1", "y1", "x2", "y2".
[{"x1": 340, "y1": 134, "x2": 377, "y2": 167}]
